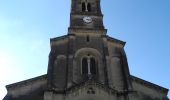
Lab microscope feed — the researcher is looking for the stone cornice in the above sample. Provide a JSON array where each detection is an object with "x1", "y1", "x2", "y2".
[
  {"x1": 131, "y1": 75, "x2": 169, "y2": 94},
  {"x1": 50, "y1": 35, "x2": 68, "y2": 42},
  {"x1": 67, "y1": 80, "x2": 117, "y2": 94},
  {"x1": 49, "y1": 79, "x2": 134, "y2": 95},
  {"x1": 68, "y1": 28, "x2": 107, "y2": 35},
  {"x1": 105, "y1": 35, "x2": 126, "y2": 47},
  {"x1": 71, "y1": 12, "x2": 103, "y2": 17},
  {"x1": 50, "y1": 35, "x2": 69, "y2": 47},
  {"x1": 6, "y1": 74, "x2": 47, "y2": 90}
]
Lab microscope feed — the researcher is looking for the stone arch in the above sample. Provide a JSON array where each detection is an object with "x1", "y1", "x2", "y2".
[
  {"x1": 87, "y1": 3, "x2": 91, "y2": 12},
  {"x1": 75, "y1": 48, "x2": 102, "y2": 58},
  {"x1": 54, "y1": 55, "x2": 66, "y2": 65},
  {"x1": 110, "y1": 56, "x2": 124, "y2": 90},
  {"x1": 81, "y1": 55, "x2": 97, "y2": 75},
  {"x1": 73, "y1": 48, "x2": 105, "y2": 83},
  {"x1": 81, "y1": 0, "x2": 92, "y2": 12},
  {"x1": 82, "y1": 2, "x2": 86, "y2": 12},
  {"x1": 53, "y1": 55, "x2": 67, "y2": 88},
  {"x1": 56, "y1": 55, "x2": 66, "y2": 59}
]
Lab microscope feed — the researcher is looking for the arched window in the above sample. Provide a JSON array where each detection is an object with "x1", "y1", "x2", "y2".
[
  {"x1": 81, "y1": 56, "x2": 96, "y2": 76},
  {"x1": 90, "y1": 58, "x2": 96, "y2": 74},
  {"x1": 82, "y1": 58, "x2": 88, "y2": 74},
  {"x1": 87, "y1": 3, "x2": 91, "y2": 12},
  {"x1": 86, "y1": 35, "x2": 90, "y2": 42},
  {"x1": 82, "y1": 2, "x2": 91, "y2": 12},
  {"x1": 82, "y1": 2, "x2": 86, "y2": 12}
]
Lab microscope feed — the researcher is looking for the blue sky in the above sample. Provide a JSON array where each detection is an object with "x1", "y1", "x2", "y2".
[{"x1": 0, "y1": 0, "x2": 170, "y2": 99}]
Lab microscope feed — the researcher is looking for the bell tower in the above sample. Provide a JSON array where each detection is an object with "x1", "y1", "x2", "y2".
[
  {"x1": 69, "y1": 0, "x2": 106, "y2": 34},
  {"x1": 46, "y1": 0, "x2": 133, "y2": 97},
  {"x1": 3, "y1": 0, "x2": 169, "y2": 100}
]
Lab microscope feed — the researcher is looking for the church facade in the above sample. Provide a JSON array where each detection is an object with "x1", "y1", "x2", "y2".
[{"x1": 4, "y1": 0, "x2": 169, "y2": 100}]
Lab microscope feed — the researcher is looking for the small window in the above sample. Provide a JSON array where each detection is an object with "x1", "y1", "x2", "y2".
[
  {"x1": 82, "y1": 2, "x2": 92, "y2": 12},
  {"x1": 82, "y1": 2, "x2": 86, "y2": 12},
  {"x1": 81, "y1": 56, "x2": 96, "y2": 76},
  {"x1": 82, "y1": 58, "x2": 88, "y2": 74},
  {"x1": 87, "y1": 3, "x2": 91, "y2": 12},
  {"x1": 86, "y1": 35, "x2": 90, "y2": 42},
  {"x1": 90, "y1": 58, "x2": 96, "y2": 74}
]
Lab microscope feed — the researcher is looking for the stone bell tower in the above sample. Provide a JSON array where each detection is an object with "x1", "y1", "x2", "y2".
[
  {"x1": 46, "y1": 0, "x2": 133, "y2": 99},
  {"x1": 3, "y1": 0, "x2": 169, "y2": 100},
  {"x1": 69, "y1": 0, "x2": 104, "y2": 30}
]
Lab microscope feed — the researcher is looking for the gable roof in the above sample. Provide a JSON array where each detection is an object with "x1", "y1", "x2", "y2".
[
  {"x1": 105, "y1": 35, "x2": 126, "y2": 46},
  {"x1": 50, "y1": 35, "x2": 68, "y2": 42},
  {"x1": 67, "y1": 79, "x2": 117, "y2": 93},
  {"x1": 131, "y1": 75, "x2": 169, "y2": 94},
  {"x1": 50, "y1": 79, "x2": 134, "y2": 95},
  {"x1": 6, "y1": 74, "x2": 47, "y2": 90}
]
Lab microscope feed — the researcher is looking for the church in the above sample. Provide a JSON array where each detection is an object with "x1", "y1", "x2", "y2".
[{"x1": 3, "y1": 0, "x2": 169, "y2": 100}]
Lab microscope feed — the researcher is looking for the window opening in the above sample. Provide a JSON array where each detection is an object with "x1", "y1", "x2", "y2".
[
  {"x1": 82, "y1": 1, "x2": 91, "y2": 12},
  {"x1": 82, "y1": 56, "x2": 96, "y2": 76},
  {"x1": 87, "y1": 3, "x2": 91, "y2": 12},
  {"x1": 82, "y1": 58, "x2": 88, "y2": 74},
  {"x1": 82, "y1": 2, "x2": 86, "y2": 12},
  {"x1": 90, "y1": 58, "x2": 96, "y2": 74},
  {"x1": 86, "y1": 35, "x2": 90, "y2": 42}
]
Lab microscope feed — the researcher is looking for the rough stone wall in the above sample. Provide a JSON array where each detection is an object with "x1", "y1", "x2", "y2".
[
  {"x1": 72, "y1": 34, "x2": 106, "y2": 84},
  {"x1": 4, "y1": 75, "x2": 47, "y2": 100},
  {"x1": 66, "y1": 84, "x2": 116, "y2": 100},
  {"x1": 107, "y1": 41, "x2": 125, "y2": 90},
  {"x1": 131, "y1": 80, "x2": 168, "y2": 100},
  {"x1": 50, "y1": 37, "x2": 68, "y2": 90}
]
